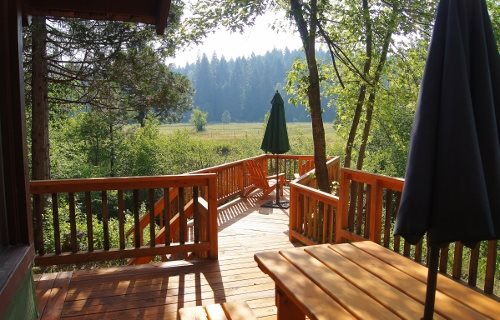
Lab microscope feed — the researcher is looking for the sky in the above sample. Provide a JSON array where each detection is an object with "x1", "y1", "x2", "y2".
[{"x1": 168, "y1": 10, "x2": 303, "y2": 67}]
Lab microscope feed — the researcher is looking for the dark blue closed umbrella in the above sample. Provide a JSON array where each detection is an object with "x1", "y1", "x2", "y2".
[{"x1": 395, "y1": 0, "x2": 500, "y2": 318}]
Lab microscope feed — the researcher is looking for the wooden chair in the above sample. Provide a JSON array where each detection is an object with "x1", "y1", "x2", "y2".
[
  {"x1": 294, "y1": 159, "x2": 315, "y2": 179},
  {"x1": 243, "y1": 159, "x2": 284, "y2": 200}
]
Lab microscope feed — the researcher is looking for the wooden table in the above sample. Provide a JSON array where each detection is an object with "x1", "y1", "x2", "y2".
[{"x1": 254, "y1": 241, "x2": 499, "y2": 320}]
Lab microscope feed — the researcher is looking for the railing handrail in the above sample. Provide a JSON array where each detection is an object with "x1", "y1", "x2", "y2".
[
  {"x1": 30, "y1": 173, "x2": 217, "y2": 194},
  {"x1": 341, "y1": 167, "x2": 404, "y2": 191}
]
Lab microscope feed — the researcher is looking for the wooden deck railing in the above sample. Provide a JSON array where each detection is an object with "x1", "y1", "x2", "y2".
[
  {"x1": 30, "y1": 174, "x2": 218, "y2": 266},
  {"x1": 291, "y1": 164, "x2": 498, "y2": 295},
  {"x1": 335, "y1": 168, "x2": 498, "y2": 296},
  {"x1": 289, "y1": 157, "x2": 341, "y2": 245}
]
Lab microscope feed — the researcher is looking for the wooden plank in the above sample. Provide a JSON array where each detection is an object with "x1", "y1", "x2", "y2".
[
  {"x1": 353, "y1": 241, "x2": 500, "y2": 318},
  {"x1": 133, "y1": 189, "x2": 141, "y2": 248},
  {"x1": 35, "y1": 273, "x2": 58, "y2": 317},
  {"x1": 280, "y1": 248, "x2": 399, "y2": 319},
  {"x1": 205, "y1": 304, "x2": 228, "y2": 320},
  {"x1": 40, "y1": 271, "x2": 72, "y2": 320},
  {"x1": 254, "y1": 251, "x2": 355, "y2": 319},
  {"x1": 222, "y1": 301, "x2": 256, "y2": 320},
  {"x1": 331, "y1": 243, "x2": 488, "y2": 319},
  {"x1": 306, "y1": 245, "x2": 445, "y2": 320},
  {"x1": 178, "y1": 306, "x2": 208, "y2": 320}
]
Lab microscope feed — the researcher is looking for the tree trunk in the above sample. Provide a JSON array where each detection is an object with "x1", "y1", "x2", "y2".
[
  {"x1": 343, "y1": 0, "x2": 372, "y2": 169},
  {"x1": 290, "y1": 0, "x2": 330, "y2": 192},
  {"x1": 356, "y1": 5, "x2": 400, "y2": 170},
  {"x1": 31, "y1": 17, "x2": 50, "y2": 181},
  {"x1": 109, "y1": 123, "x2": 115, "y2": 177}
]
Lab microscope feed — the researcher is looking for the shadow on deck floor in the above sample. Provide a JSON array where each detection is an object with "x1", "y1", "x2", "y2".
[{"x1": 35, "y1": 191, "x2": 301, "y2": 320}]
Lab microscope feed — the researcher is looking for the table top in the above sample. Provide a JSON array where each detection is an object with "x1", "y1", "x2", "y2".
[{"x1": 254, "y1": 241, "x2": 499, "y2": 320}]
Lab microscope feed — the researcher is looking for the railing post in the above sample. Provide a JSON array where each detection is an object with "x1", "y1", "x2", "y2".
[
  {"x1": 289, "y1": 183, "x2": 296, "y2": 242},
  {"x1": 208, "y1": 175, "x2": 218, "y2": 259},
  {"x1": 368, "y1": 180, "x2": 383, "y2": 243},
  {"x1": 335, "y1": 169, "x2": 350, "y2": 243}
]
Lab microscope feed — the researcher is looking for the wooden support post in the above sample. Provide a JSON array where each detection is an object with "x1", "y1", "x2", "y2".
[
  {"x1": 207, "y1": 175, "x2": 218, "y2": 259},
  {"x1": 275, "y1": 286, "x2": 305, "y2": 320}
]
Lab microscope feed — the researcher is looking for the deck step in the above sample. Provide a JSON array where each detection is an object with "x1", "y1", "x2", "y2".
[{"x1": 179, "y1": 301, "x2": 257, "y2": 320}]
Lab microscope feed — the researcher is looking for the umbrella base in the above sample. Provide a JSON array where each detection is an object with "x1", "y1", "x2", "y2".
[{"x1": 261, "y1": 200, "x2": 290, "y2": 209}]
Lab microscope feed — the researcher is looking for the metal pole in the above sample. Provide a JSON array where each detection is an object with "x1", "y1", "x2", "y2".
[
  {"x1": 275, "y1": 155, "x2": 280, "y2": 205},
  {"x1": 423, "y1": 245, "x2": 440, "y2": 320}
]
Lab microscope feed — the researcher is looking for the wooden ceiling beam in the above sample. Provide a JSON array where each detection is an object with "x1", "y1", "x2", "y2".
[{"x1": 24, "y1": 0, "x2": 172, "y2": 34}]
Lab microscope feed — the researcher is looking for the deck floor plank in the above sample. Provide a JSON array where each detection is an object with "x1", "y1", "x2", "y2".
[{"x1": 35, "y1": 194, "x2": 297, "y2": 319}]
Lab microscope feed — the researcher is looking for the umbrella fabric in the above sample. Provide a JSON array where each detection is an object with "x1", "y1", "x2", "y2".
[
  {"x1": 261, "y1": 91, "x2": 290, "y2": 154},
  {"x1": 395, "y1": 0, "x2": 500, "y2": 247}
]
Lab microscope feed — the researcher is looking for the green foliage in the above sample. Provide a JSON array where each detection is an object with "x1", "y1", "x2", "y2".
[{"x1": 191, "y1": 108, "x2": 208, "y2": 132}]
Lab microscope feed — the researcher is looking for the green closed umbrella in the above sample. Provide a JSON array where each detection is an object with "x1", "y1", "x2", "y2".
[{"x1": 261, "y1": 91, "x2": 290, "y2": 208}]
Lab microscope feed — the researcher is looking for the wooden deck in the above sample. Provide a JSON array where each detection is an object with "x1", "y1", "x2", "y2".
[{"x1": 34, "y1": 191, "x2": 299, "y2": 320}]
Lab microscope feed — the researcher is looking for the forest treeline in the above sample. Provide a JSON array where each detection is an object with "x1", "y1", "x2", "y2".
[{"x1": 175, "y1": 49, "x2": 336, "y2": 122}]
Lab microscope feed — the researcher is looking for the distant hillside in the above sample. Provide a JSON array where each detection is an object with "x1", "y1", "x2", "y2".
[{"x1": 175, "y1": 48, "x2": 336, "y2": 123}]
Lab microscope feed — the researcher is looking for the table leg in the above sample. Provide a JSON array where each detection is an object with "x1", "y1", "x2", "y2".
[{"x1": 275, "y1": 286, "x2": 305, "y2": 320}]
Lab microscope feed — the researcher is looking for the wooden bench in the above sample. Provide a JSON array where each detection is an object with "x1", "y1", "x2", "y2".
[{"x1": 178, "y1": 301, "x2": 257, "y2": 320}]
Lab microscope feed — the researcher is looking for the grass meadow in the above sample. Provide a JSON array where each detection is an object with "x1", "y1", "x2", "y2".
[{"x1": 159, "y1": 122, "x2": 344, "y2": 157}]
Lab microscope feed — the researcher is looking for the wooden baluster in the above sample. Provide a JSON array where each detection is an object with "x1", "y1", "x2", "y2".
[
  {"x1": 133, "y1": 190, "x2": 140, "y2": 248},
  {"x1": 307, "y1": 196, "x2": 312, "y2": 239},
  {"x1": 193, "y1": 186, "x2": 200, "y2": 243},
  {"x1": 117, "y1": 190, "x2": 125, "y2": 250},
  {"x1": 439, "y1": 244, "x2": 449, "y2": 273},
  {"x1": 328, "y1": 204, "x2": 335, "y2": 243},
  {"x1": 179, "y1": 187, "x2": 185, "y2": 245},
  {"x1": 393, "y1": 192, "x2": 402, "y2": 253},
  {"x1": 33, "y1": 194, "x2": 44, "y2": 255},
  {"x1": 468, "y1": 243, "x2": 480, "y2": 287},
  {"x1": 52, "y1": 193, "x2": 61, "y2": 254},
  {"x1": 68, "y1": 192, "x2": 77, "y2": 253},
  {"x1": 348, "y1": 181, "x2": 357, "y2": 232},
  {"x1": 403, "y1": 241, "x2": 411, "y2": 257},
  {"x1": 322, "y1": 202, "x2": 328, "y2": 243},
  {"x1": 85, "y1": 192, "x2": 93, "y2": 252},
  {"x1": 298, "y1": 193, "x2": 304, "y2": 234},
  {"x1": 383, "y1": 190, "x2": 393, "y2": 248},
  {"x1": 452, "y1": 242, "x2": 463, "y2": 279},
  {"x1": 363, "y1": 184, "x2": 370, "y2": 239},
  {"x1": 101, "y1": 191, "x2": 109, "y2": 251},
  {"x1": 356, "y1": 182, "x2": 364, "y2": 235},
  {"x1": 164, "y1": 187, "x2": 170, "y2": 246},
  {"x1": 289, "y1": 182, "x2": 296, "y2": 241},
  {"x1": 484, "y1": 240, "x2": 497, "y2": 294},
  {"x1": 415, "y1": 240, "x2": 423, "y2": 263},
  {"x1": 370, "y1": 182, "x2": 383, "y2": 244},
  {"x1": 313, "y1": 199, "x2": 318, "y2": 241},
  {"x1": 148, "y1": 189, "x2": 155, "y2": 248}
]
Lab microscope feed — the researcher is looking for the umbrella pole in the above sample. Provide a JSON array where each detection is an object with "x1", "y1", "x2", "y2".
[
  {"x1": 275, "y1": 155, "x2": 280, "y2": 205},
  {"x1": 423, "y1": 245, "x2": 440, "y2": 320}
]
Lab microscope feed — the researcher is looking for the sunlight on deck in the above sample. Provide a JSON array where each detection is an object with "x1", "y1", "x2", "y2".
[{"x1": 35, "y1": 190, "x2": 299, "y2": 320}]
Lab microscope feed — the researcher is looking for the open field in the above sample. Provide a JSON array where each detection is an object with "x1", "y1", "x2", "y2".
[
  {"x1": 159, "y1": 122, "x2": 338, "y2": 142},
  {"x1": 159, "y1": 122, "x2": 344, "y2": 157}
]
